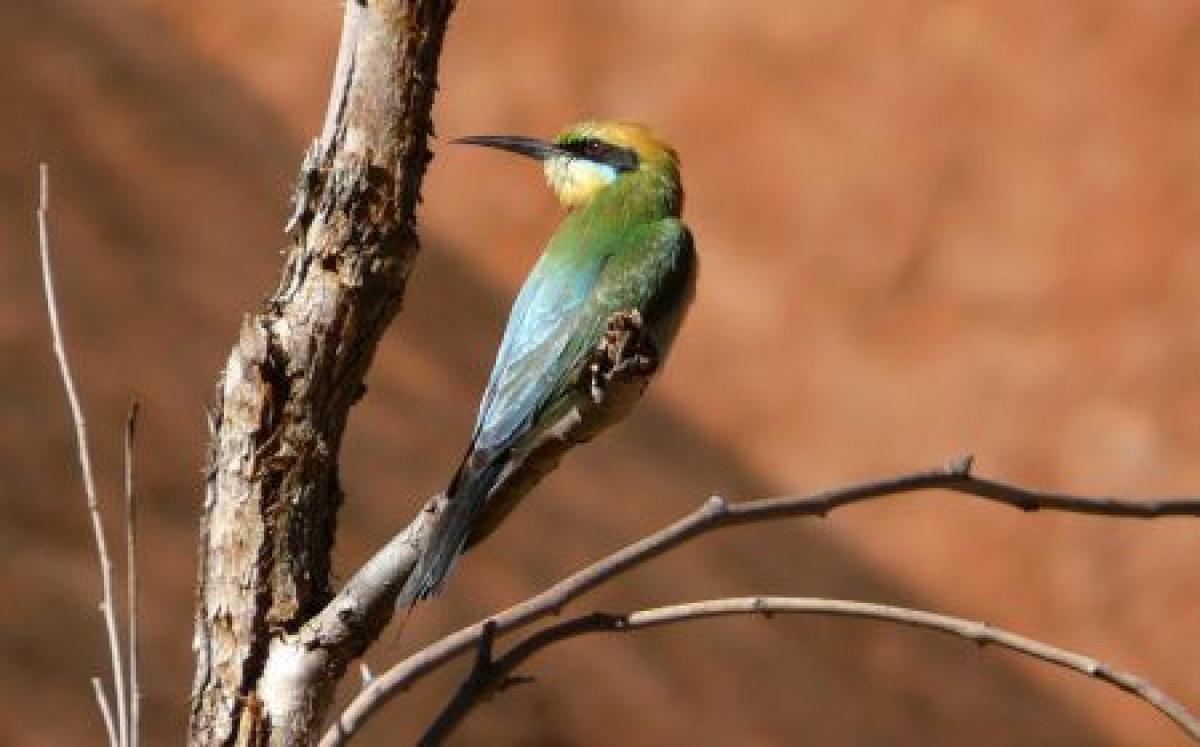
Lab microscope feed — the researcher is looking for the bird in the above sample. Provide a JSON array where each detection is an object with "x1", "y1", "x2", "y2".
[{"x1": 401, "y1": 121, "x2": 698, "y2": 603}]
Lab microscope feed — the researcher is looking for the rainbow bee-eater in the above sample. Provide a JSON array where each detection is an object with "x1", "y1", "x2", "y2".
[{"x1": 402, "y1": 121, "x2": 698, "y2": 602}]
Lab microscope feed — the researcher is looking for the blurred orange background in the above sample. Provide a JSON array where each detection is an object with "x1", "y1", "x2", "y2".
[{"x1": 3, "y1": 1, "x2": 1198, "y2": 744}]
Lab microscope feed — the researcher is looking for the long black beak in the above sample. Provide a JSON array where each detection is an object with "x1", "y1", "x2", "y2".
[{"x1": 452, "y1": 135, "x2": 564, "y2": 161}]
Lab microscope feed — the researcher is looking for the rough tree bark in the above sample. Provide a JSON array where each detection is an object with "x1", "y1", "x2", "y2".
[{"x1": 189, "y1": 1, "x2": 455, "y2": 744}]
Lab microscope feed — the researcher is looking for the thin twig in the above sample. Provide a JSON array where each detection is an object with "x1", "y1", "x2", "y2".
[
  {"x1": 92, "y1": 677, "x2": 118, "y2": 747},
  {"x1": 124, "y1": 402, "x2": 141, "y2": 747},
  {"x1": 39, "y1": 164, "x2": 129, "y2": 747},
  {"x1": 323, "y1": 456, "x2": 1200, "y2": 745},
  {"x1": 419, "y1": 621, "x2": 498, "y2": 746},
  {"x1": 420, "y1": 598, "x2": 1200, "y2": 745}
]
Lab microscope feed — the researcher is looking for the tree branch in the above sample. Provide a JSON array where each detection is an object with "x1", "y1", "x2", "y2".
[
  {"x1": 323, "y1": 456, "x2": 1200, "y2": 744},
  {"x1": 92, "y1": 677, "x2": 118, "y2": 747},
  {"x1": 420, "y1": 598, "x2": 1200, "y2": 745},
  {"x1": 123, "y1": 402, "x2": 141, "y2": 747},
  {"x1": 418, "y1": 621, "x2": 500, "y2": 746},
  {"x1": 188, "y1": 1, "x2": 456, "y2": 744},
  {"x1": 39, "y1": 164, "x2": 131, "y2": 747}
]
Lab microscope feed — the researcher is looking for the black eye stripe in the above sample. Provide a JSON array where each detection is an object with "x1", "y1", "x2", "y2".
[
  {"x1": 562, "y1": 138, "x2": 610, "y2": 158},
  {"x1": 561, "y1": 138, "x2": 640, "y2": 172}
]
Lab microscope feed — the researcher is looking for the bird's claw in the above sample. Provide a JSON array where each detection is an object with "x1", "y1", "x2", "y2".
[{"x1": 588, "y1": 309, "x2": 658, "y2": 404}]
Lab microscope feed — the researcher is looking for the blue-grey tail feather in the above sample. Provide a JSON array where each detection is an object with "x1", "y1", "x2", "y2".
[{"x1": 397, "y1": 457, "x2": 505, "y2": 606}]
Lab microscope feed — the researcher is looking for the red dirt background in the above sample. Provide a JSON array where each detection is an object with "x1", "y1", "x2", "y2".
[{"x1": 2, "y1": 1, "x2": 1197, "y2": 744}]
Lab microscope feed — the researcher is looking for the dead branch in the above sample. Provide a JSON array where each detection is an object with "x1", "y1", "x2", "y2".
[
  {"x1": 419, "y1": 598, "x2": 1200, "y2": 745},
  {"x1": 39, "y1": 164, "x2": 130, "y2": 747},
  {"x1": 92, "y1": 677, "x2": 118, "y2": 747},
  {"x1": 188, "y1": 2, "x2": 457, "y2": 744},
  {"x1": 418, "y1": 621, "x2": 500, "y2": 745},
  {"x1": 124, "y1": 403, "x2": 141, "y2": 747},
  {"x1": 323, "y1": 456, "x2": 1200, "y2": 744}
]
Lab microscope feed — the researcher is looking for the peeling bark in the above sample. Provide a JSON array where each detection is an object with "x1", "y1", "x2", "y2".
[{"x1": 188, "y1": 2, "x2": 455, "y2": 744}]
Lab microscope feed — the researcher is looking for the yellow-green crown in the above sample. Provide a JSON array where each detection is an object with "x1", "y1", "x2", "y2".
[{"x1": 545, "y1": 121, "x2": 680, "y2": 208}]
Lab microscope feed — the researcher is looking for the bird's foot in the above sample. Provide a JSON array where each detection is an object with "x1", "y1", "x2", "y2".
[{"x1": 588, "y1": 309, "x2": 658, "y2": 405}]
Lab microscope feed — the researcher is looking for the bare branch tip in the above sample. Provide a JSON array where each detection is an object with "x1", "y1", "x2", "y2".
[{"x1": 38, "y1": 163, "x2": 49, "y2": 207}]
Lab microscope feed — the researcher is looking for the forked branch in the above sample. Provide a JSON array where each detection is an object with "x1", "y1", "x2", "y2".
[
  {"x1": 323, "y1": 457, "x2": 1200, "y2": 744},
  {"x1": 189, "y1": 3, "x2": 457, "y2": 743},
  {"x1": 39, "y1": 164, "x2": 135, "y2": 747},
  {"x1": 420, "y1": 598, "x2": 1200, "y2": 745}
]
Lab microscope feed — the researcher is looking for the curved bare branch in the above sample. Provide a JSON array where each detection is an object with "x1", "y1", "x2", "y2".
[
  {"x1": 421, "y1": 597, "x2": 1200, "y2": 745},
  {"x1": 39, "y1": 164, "x2": 131, "y2": 747},
  {"x1": 323, "y1": 456, "x2": 1200, "y2": 744}
]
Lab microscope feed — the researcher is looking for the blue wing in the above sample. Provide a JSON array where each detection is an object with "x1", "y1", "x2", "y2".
[
  {"x1": 398, "y1": 219, "x2": 696, "y2": 602},
  {"x1": 471, "y1": 245, "x2": 610, "y2": 453},
  {"x1": 472, "y1": 218, "x2": 695, "y2": 455}
]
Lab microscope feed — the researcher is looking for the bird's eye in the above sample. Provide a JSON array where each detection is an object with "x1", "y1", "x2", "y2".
[{"x1": 582, "y1": 140, "x2": 607, "y2": 158}]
